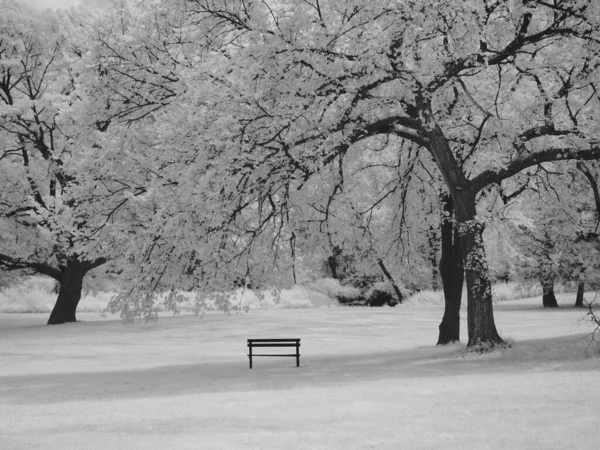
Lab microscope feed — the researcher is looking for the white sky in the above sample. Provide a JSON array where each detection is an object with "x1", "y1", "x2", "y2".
[{"x1": 19, "y1": 0, "x2": 108, "y2": 9}]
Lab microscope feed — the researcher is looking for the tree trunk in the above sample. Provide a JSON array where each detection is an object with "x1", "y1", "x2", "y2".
[
  {"x1": 377, "y1": 259, "x2": 404, "y2": 304},
  {"x1": 541, "y1": 278, "x2": 559, "y2": 308},
  {"x1": 327, "y1": 255, "x2": 338, "y2": 279},
  {"x1": 327, "y1": 245, "x2": 342, "y2": 280},
  {"x1": 575, "y1": 281, "x2": 585, "y2": 307},
  {"x1": 290, "y1": 232, "x2": 297, "y2": 284},
  {"x1": 420, "y1": 108, "x2": 504, "y2": 348},
  {"x1": 459, "y1": 214, "x2": 504, "y2": 347},
  {"x1": 437, "y1": 194, "x2": 463, "y2": 345},
  {"x1": 47, "y1": 262, "x2": 89, "y2": 325},
  {"x1": 428, "y1": 225, "x2": 440, "y2": 291}
]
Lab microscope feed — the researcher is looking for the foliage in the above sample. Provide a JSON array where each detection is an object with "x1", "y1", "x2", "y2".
[
  {"x1": 0, "y1": 1, "x2": 166, "y2": 323},
  {"x1": 0, "y1": 275, "x2": 111, "y2": 313},
  {"x1": 305, "y1": 277, "x2": 362, "y2": 301},
  {"x1": 509, "y1": 163, "x2": 600, "y2": 288},
  {"x1": 0, "y1": 267, "x2": 30, "y2": 290},
  {"x1": 0, "y1": 274, "x2": 340, "y2": 315},
  {"x1": 0, "y1": 2, "x2": 102, "y2": 319},
  {"x1": 2, "y1": 0, "x2": 599, "y2": 345},
  {"x1": 0, "y1": 2, "x2": 99, "y2": 266},
  {"x1": 84, "y1": 0, "x2": 600, "y2": 345}
]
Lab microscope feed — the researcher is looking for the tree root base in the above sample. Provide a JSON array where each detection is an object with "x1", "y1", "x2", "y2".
[
  {"x1": 436, "y1": 339, "x2": 460, "y2": 346},
  {"x1": 466, "y1": 339, "x2": 510, "y2": 353}
]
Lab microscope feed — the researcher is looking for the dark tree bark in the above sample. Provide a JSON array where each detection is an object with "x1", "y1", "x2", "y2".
[
  {"x1": 47, "y1": 261, "x2": 91, "y2": 325},
  {"x1": 428, "y1": 225, "x2": 440, "y2": 291},
  {"x1": 327, "y1": 255, "x2": 338, "y2": 279},
  {"x1": 377, "y1": 259, "x2": 404, "y2": 304},
  {"x1": 327, "y1": 245, "x2": 342, "y2": 280},
  {"x1": 540, "y1": 278, "x2": 559, "y2": 308},
  {"x1": 290, "y1": 232, "x2": 297, "y2": 284},
  {"x1": 437, "y1": 194, "x2": 463, "y2": 345},
  {"x1": 575, "y1": 281, "x2": 585, "y2": 307}
]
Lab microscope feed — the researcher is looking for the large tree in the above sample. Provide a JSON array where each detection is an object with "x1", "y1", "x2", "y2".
[
  {"x1": 0, "y1": 1, "x2": 139, "y2": 324},
  {"x1": 91, "y1": 0, "x2": 600, "y2": 347}
]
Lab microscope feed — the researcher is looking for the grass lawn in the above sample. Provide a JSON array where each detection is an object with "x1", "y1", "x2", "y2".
[{"x1": 1, "y1": 295, "x2": 599, "y2": 449}]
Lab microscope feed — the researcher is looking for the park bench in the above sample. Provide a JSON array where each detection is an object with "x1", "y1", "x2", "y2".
[{"x1": 247, "y1": 338, "x2": 301, "y2": 369}]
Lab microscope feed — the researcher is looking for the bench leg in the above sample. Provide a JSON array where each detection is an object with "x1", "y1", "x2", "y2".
[
  {"x1": 296, "y1": 345, "x2": 300, "y2": 367},
  {"x1": 249, "y1": 346, "x2": 253, "y2": 369}
]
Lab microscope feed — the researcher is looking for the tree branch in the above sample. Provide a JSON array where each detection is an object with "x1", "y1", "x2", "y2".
[
  {"x1": 471, "y1": 146, "x2": 600, "y2": 194},
  {"x1": 0, "y1": 253, "x2": 62, "y2": 280}
]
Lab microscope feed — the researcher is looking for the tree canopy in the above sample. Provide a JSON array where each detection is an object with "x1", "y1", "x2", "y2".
[
  {"x1": 0, "y1": 0, "x2": 145, "y2": 323},
  {"x1": 2, "y1": 0, "x2": 600, "y2": 345}
]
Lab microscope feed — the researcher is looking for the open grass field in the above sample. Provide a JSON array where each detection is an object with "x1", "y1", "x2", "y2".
[{"x1": 1, "y1": 295, "x2": 599, "y2": 449}]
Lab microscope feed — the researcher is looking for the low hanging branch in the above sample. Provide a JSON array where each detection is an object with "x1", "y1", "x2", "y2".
[
  {"x1": 584, "y1": 299, "x2": 600, "y2": 351},
  {"x1": 0, "y1": 253, "x2": 62, "y2": 280}
]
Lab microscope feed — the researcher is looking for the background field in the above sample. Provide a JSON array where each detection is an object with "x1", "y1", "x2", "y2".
[{"x1": 1, "y1": 294, "x2": 599, "y2": 450}]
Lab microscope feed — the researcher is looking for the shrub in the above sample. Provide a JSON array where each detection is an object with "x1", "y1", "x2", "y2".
[
  {"x1": 366, "y1": 289, "x2": 396, "y2": 307},
  {"x1": 327, "y1": 275, "x2": 402, "y2": 307},
  {"x1": 305, "y1": 277, "x2": 361, "y2": 300},
  {"x1": 405, "y1": 289, "x2": 445, "y2": 306},
  {"x1": 0, "y1": 276, "x2": 57, "y2": 313},
  {"x1": 0, "y1": 275, "x2": 112, "y2": 314}
]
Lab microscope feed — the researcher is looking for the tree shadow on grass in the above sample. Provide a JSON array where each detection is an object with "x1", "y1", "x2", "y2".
[
  {"x1": 1, "y1": 334, "x2": 598, "y2": 405},
  {"x1": 495, "y1": 301, "x2": 579, "y2": 312}
]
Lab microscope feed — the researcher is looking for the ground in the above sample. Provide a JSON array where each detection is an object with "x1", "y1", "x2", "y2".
[{"x1": 1, "y1": 295, "x2": 599, "y2": 449}]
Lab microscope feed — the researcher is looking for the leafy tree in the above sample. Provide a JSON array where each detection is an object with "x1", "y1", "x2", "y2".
[
  {"x1": 90, "y1": 0, "x2": 600, "y2": 347},
  {"x1": 510, "y1": 162, "x2": 600, "y2": 307},
  {"x1": 0, "y1": 1, "x2": 140, "y2": 324}
]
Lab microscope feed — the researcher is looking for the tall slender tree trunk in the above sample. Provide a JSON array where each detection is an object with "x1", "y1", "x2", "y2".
[
  {"x1": 428, "y1": 225, "x2": 440, "y2": 291},
  {"x1": 437, "y1": 194, "x2": 463, "y2": 345},
  {"x1": 290, "y1": 232, "x2": 297, "y2": 284},
  {"x1": 47, "y1": 261, "x2": 90, "y2": 325},
  {"x1": 575, "y1": 281, "x2": 585, "y2": 307},
  {"x1": 541, "y1": 278, "x2": 559, "y2": 308},
  {"x1": 327, "y1": 256, "x2": 338, "y2": 279},
  {"x1": 327, "y1": 245, "x2": 342, "y2": 280},
  {"x1": 420, "y1": 103, "x2": 504, "y2": 348},
  {"x1": 538, "y1": 234, "x2": 559, "y2": 308}
]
